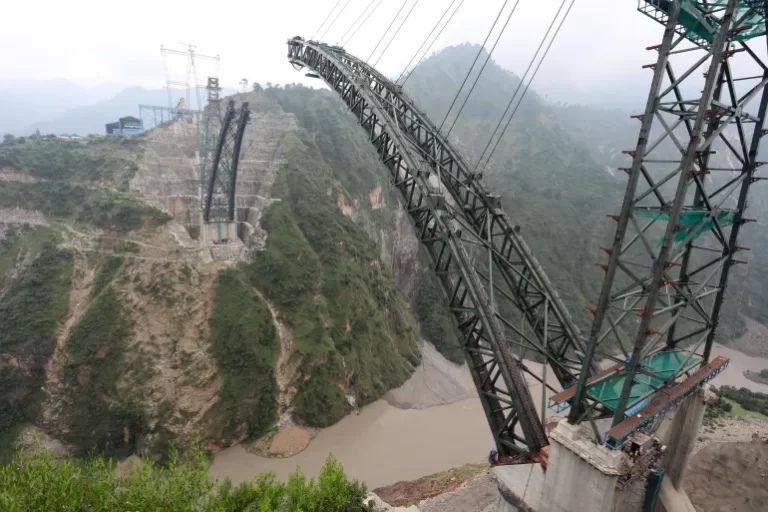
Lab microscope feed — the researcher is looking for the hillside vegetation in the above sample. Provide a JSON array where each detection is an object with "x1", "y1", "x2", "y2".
[
  {"x1": 0, "y1": 446, "x2": 374, "y2": 512},
  {"x1": 243, "y1": 127, "x2": 420, "y2": 426},
  {"x1": 0, "y1": 228, "x2": 73, "y2": 461}
]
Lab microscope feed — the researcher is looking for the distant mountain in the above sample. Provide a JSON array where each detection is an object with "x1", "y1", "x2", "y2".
[
  {"x1": 404, "y1": 44, "x2": 623, "y2": 323},
  {"x1": 19, "y1": 86, "x2": 239, "y2": 136},
  {"x1": 0, "y1": 79, "x2": 127, "y2": 135},
  {"x1": 20, "y1": 87, "x2": 173, "y2": 136}
]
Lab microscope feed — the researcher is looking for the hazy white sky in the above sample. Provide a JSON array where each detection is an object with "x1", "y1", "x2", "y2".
[{"x1": 3, "y1": 0, "x2": 663, "y2": 105}]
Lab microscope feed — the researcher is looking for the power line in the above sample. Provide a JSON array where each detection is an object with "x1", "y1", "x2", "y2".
[
  {"x1": 368, "y1": 0, "x2": 410, "y2": 63},
  {"x1": 444, "y1": 0, "x2": 522, "y2": 138},
  {"x1": 397, "y1": 0, "x2": 460, "y2": 83},
  {"x1": 438, "y1": 0, "x2": 511, "y2": 132},
  {"x1": 318, "y1": 0, "x2": 354, "y2": 42},
  {"x1": 342, "y1": 0, "x2": 385, "y2": 47},
  {"x1": 401, "y1": 0, "x2": 466, "y2": 86},
  {"x1": 373, "y1": 0, "x2": 422, "y2": 67},
  {"x1": 475, "y1": 0, "x2": 567, "y2": 169},
  {"x1": 479, "y1": 0, "x2": 577, "y2": 172},
  {"x1": 338, "y1": 0, "x2": 377, "y2": 45},
  {"x1": 312, "y1": 0, "x2": 344, "y2": 40}
]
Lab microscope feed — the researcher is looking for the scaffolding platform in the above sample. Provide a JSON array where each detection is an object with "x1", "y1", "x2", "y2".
[
  {"x1": 604, "y1": 355, "x2": 729, "y2": 449},
  {"x1": 550, "y1": 345, "x2": 701, "y2": 415}
]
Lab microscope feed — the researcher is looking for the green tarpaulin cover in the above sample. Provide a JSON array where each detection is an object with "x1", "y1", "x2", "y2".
[{"x1": 635, "y1": 208, "x2": 737, "y2": 246}]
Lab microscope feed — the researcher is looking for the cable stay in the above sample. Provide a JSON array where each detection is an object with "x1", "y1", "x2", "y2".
[
  {"x1": 476, "y1": 0, "x2": 576, "y2": 172},
  {"x1": 312, "y1": 0, "x2": 344, "y2": 40},
  {"x1": 397, "y1": 0, "x2": 466, "y2": 85},
  {"x1": 438, "y1": 0, "x2": 512, "y2": 132},
  {"x1": 367, "y1": 0, "x2": 410, "y2": 63},
  {"x1": 337, "y1": 0, "x2": 378, "y2": 45},
  {"x1": 318, "y1": 0, "x2": 354, "y2": 42},
  {"x1": 443, "y1": 0, "x2": 522, "y2": 139}
]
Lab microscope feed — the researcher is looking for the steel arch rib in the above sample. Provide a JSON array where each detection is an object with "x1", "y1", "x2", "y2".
[{"x1": 287, "y1": 37, "x2": 598, "y2": 455}]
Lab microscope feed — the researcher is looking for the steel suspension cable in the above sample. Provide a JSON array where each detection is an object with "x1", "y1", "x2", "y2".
[
  {"x1": 397, "y1": 0, "x2": 459, "y2": 83},
  {"x1": 342, "y1": 0, "x2": 386, "y2": 46},
  {"x1": 338, "y1": 0, "x2": 377, "y2": 45},
  {"x1": 312, "y1": 0, "x2": 345, "y2": 39},
  {"x1": 400, "y1": 0, "x2": 466, "y2": 85},
  {"x1": 438, "y1": 0, "x2": 511, "y2": 132},
  {"x1": 318, "y1": 0, "x2": 354, "y2": 42},
  {"x1": 368, "y1": 0, "x2": 410, "y2": 63},
  {"x1": 373, "y1": 0, "x2": 422, "y2": 67},
  {"x1": 444, "y1": 0, "x2": 522, "y2": 138},
  {"x1": 479, "y1": 0, "x2": 577, "y2": 172},
  {"x1": 475, "y1": 0, "x2": 567, "y2": 170}
]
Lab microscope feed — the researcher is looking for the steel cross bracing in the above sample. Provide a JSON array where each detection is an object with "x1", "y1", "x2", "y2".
[
  {"x1": 203, "y1": 99, "x2": 250, "y2": 223},
  {"x1": 288, "y1": 38, "x2": 603, "y2": 456},
  {"x1": 570, "y1": 0, "x2": 768, "y2": 429}
]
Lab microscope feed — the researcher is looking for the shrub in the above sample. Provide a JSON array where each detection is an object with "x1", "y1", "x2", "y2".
[{"x1": 0, "y1": 446, "x2": 375, "y2": 511}]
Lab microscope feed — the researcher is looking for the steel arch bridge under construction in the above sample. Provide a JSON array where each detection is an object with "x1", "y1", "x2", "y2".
[{"x1": 286, "y1": 0, "x2": 767, "y2": 461}]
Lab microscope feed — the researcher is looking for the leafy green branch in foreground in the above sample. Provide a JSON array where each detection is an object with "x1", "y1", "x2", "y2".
[{"x1": 0, "y1": 445, "x2": 376, "y2": 512}]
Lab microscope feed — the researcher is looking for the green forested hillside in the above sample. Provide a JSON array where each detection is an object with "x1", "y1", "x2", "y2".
[
  {"x1": 0, "y1": 228, "x2": 73, "y2": 461},
  {"x1": 240, "y1": 119, "x2": 421, "y2": 426},
  {"x1": 404, "y1": 44, "x2": 623, "y2": 327}
]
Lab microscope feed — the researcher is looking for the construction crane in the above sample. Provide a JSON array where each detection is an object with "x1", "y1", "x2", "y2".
[{"x1": 286, "y1": 0, "x2": 767, "y2": 463}]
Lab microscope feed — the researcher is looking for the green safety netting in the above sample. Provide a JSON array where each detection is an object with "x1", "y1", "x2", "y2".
[
  {"x1": 645, "y1": 1, "x2": 766, "y2": 42},
  {"x1": 587, "y1": 349, "x2": 702, "y2": 412},
  {"x1": 635, "y1": 208, "x2": 737, "y2": 246}
]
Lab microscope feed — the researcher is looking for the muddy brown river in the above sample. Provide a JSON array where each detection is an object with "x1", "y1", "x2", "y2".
[{"x1": 210, "y1": 343, "x2": 767, "y2": 489}]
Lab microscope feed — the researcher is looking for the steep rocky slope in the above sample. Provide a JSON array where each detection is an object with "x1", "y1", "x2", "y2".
[{"x1": 0, "y1": 87, "x2": 435, "y2": 460}]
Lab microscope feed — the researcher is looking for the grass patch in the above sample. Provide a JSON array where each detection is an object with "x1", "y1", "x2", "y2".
[
  {"x1": 722, "y1": 397, "x2": 768, "y2": 420},
  {"x1": 205, "y1": 268, "x2": 280, "y2": 442},
  {"x1": 0, "y1": 242, "x2": 73, "y2": 461},
  {"x1": 91, "y1": 256, "x2": 124, "y2": 298},
  {"x1": 708, "y1": 385, "x2": 768, "y2": 422},
  {"x1": 114, "y1": 240, "x2": 140, "y2": 254},
  {"x1": 0, "y1": 181, "x2": 170, "y2": 232}
]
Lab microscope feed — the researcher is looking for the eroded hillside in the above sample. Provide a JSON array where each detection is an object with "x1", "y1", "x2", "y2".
[{"x1": 0, "y1": 86, "x2": 459, "y2": 460}]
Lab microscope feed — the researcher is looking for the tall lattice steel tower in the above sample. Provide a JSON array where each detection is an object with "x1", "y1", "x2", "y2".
[
  {"x1": 567, "y1": 0, "x2": 768, "y2": 435},
  {"x1": 198, "y1": 77, "x2": 223, "y2": 208}
]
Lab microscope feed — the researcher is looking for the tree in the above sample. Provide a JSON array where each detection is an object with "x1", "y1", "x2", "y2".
[
  {"x1": 0, "y1": 445, "x2": 377, "y2": 511},
  {"x1": 240, "y1": 78, "x2": 249, "y2": 93}
]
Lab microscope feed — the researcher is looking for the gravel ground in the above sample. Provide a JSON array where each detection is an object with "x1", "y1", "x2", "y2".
[
  {"x1": 686, "y1": 440, "x2": 768, "y2": 512},
  {"x1": 695, "y1": 418, "x2": 768, "y2": 456},
  {"x1": 417, "y1": 474, "x2": 500, "y2": 512},
  {"x1": 384, "y1": 340, "x2": 476, "y2": 410}
]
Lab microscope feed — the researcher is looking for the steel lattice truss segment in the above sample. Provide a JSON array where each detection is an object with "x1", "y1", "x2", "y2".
[
  {"x1": 287, "y1": 38, "x2": 607, "y2": 456},
  {"x1": 203, "y1": 99, "x2": 250, "y2": 223},
  {"x1": 570, "y1": 0, "x2": 768, "y2": 429}
]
